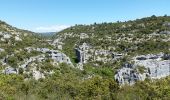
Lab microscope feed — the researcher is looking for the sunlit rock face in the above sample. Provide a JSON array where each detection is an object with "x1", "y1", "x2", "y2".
[
  {"x1": 75, "y1": 43, "x2": 92, "y2": 70},
  {"x1": 75, "y1": 43, "x2": 91, "y2": 64},
  {"x1": 115, "y1": 53, "x2": 170, "y2": 85},
  {"x1": 114, "y1": 63, "x2": 147, "y2": 85},
  {"x1": 26, "y1": 47, "x2": 74, "y2": 66},
  {"x1": 134, "y1": 53, "x2": 170, "y2": 79}
]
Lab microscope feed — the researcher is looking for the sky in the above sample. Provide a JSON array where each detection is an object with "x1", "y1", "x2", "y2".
[{"x1": 0, "y1": 0, "x2": 170, "y2": 32}]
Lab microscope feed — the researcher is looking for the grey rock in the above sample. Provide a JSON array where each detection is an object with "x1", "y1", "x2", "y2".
[
  {"x1": 115, "y1": 53, "x2": 170, "y2": 85},
  {"x1": 4, "y1": 67, "x2": 17, "y2": 74},
  {"x1": 75, "y1": 43, "x2": 91, "y2": 64}
]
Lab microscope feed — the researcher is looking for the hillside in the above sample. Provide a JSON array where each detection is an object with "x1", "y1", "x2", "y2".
[
  {"x1": 51, "y1": 15, "x2": 170, "y2": 97},
  {"x1": 1, "y1": 16, "x2": 170, "y2": 99},
  {"x1": 55, "y1": 15, "x2": 170, "y2": 56},
  {"x1": 0, "y1": 20, "x2": 76, "y2": 76},
  {"x1": 53, "y1": 15, "x2": 170, "y2": 68}
]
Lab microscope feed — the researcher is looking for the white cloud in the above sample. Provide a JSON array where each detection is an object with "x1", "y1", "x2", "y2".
[{"x1": 35, "y1": 25, "x2": 70, "y2": 32}]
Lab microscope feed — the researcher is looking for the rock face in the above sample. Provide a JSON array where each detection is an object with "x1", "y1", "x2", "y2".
[
  {"x1": 75, "y1": 43, "x2": 91, "y2": 64},
  {"x1": 134, "y1": 53, "x2": 170, "y2": 79},
  {"x1": 115, "y1": 53, "x2": 170, "y2": 85},
  {"x1": 50, "y1": 50, "x2": 73, "y2": 65},
  {"x1": 115, "y1": 63, "x2": 146, "y2": 85},
  {"x1": 75, "y1": 43, "x2": 124, "y2": 68},
  {"x1": 26, "y1": 47, "x2": 74, "y2": 66}
]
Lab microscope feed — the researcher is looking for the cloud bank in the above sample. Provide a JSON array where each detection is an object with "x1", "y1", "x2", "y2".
[{"x1": 35, "y1": 25, "x2": 70, "y2": 32}]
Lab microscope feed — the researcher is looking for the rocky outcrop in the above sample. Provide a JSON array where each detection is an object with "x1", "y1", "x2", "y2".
[
  {"x1": 75, "y1": 43, "x2": 124, "y2": 68},
  {"x1": 75, "y1": 43, "x2": 91, "y2": 64},
  {"x1": 26, "y1": 47, "x2": 74, "y2": 66},
  {"x1": 115, "y1": 53, "x2": 170, "y2": 85},
  {"x1": 115, "y1": 63, "x2": 147, "y2": 85},
  {"x1": 37, "y1": 48, "x2": 73, "y2": 66},
  {"x1": 1, "y1": 47, "x2": 74, "y2": 80},
  {"x1": 134, "y1": 53, "x2": 170, "y2": 79},
  {"x1": 0, "y1": 31, "x2": 22, "y2": 42}
]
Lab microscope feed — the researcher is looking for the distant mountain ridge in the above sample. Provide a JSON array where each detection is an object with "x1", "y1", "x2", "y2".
[{"x1": 39, "y1": 32, "x2": 56, "y2": 35}]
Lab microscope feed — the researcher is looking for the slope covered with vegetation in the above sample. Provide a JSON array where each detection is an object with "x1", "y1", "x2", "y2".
[
  {"x1": 1, "y1": 64, "x2": 170, "y2": 100},
  {"x1": 56, "y1": 15, "x2": 170, "y2": 57},
  {"x1": 1, "y1": 16, "x2": 170, "y2": 99},
  {"x1": 54, "y1": 15, "x2": 170, "y2": 69}
]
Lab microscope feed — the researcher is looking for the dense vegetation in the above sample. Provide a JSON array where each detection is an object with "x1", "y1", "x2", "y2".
[{"x1": 1, "y1": 64, "x2": 170, "y2": 100}]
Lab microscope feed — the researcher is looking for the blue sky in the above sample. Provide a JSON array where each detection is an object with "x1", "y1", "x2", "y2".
[{"x1": 0, "y1": 0, "x2": 170, "y2": 32}]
